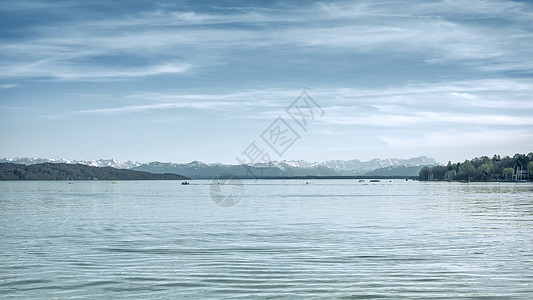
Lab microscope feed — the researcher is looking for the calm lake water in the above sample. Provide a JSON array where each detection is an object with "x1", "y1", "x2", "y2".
[{"x1": 1, "y1": 180, "x2": 532, "y2": 299}]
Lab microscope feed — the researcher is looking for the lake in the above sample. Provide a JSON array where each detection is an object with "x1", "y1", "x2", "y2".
[{"x1": 1, "y1": 180, "x2": 532, "y2": 299}]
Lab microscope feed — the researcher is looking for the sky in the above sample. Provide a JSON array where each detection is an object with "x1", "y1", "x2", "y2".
[{"x1": 1, "y1": 0, "x2": 532, "y2": 164}]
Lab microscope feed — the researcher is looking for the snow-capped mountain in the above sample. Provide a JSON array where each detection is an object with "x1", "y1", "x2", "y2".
[
  {"x1": 261, "y1": 160, "x2": 322, "y2": 171},
  {"x1": 1, "y1": 156, "x2": 437, "y2": 178},
  {"x1": 323, "y1": 156, "x2": 437, "y2": 174},
  {"x1": 0, "y1": 157, "x2": 141, "y2": 169},
  {"x1": 247, "y1": 157, "x2": 436, "y2": 173},
  {"x1": 82, "y1": 159, "x2": 142, "y2": 169}
]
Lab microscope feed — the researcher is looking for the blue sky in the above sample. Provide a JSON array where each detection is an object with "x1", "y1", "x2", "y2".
[{"x1": 1, "y1": 0, "x2": 532, "y2": 164}]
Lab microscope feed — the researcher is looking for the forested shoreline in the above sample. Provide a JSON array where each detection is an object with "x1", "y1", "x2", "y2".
[
  {"x1": 419, "y1": 153, "x2": 533, "y2": 181},
  {"x1": 0, "y1": 163, "x2": 189, "y2": 181}
]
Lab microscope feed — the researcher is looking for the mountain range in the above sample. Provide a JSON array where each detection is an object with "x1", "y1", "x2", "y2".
[
  {"x1": 0, "y1": 157, "x2": 142, "y2": 169},
  {"x1": 1, "y1": 156, "x2": 438, "y2": 179}
]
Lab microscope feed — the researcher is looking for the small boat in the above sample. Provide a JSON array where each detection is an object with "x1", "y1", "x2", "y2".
[
  {"x1": 181, "y1": 181, "x2": 190, "y2": 185},
  {"x1": 369, "y1": 179, "x2": 380, "y2": 182}
]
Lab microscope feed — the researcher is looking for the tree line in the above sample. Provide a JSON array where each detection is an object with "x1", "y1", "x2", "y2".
[
  {"x1": 0, "y1": 163, "x2": 189, "y2": 180},
  {"x1": 419, "y1": 153, "x2": 533, "y2": 181}
]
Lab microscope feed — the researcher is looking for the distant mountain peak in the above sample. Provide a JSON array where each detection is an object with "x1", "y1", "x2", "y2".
[{"x1": 0, "y1": 157, "x2": 142, "y2": 169}]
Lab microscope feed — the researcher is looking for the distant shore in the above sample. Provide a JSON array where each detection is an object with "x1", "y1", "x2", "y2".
[{"x1": 0, "y1": 162, "x2": 189, "y2": 181}]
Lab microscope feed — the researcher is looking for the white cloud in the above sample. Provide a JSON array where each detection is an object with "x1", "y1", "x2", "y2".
[
  {"x1": 53, "y1": 78, "x2": 533, "y2": 130},
  {"x1": 450, "y1": 92, "x2": 477, "y2": 100},
  {"x1": 0, "y1": 60, "x2": 190, "y2": 81},
  {"x1": 0, "y1": 84, "x2": 17, "y2": 89},
  {"x1": 1, "y1": 0, "x2": 532, "y2": 81},
  {"x1": 77, "y1": 101, "x2": 231, "y2": 114},
  {"x1": 72, "y1": 89, "x2": 297, "y2": 115}
]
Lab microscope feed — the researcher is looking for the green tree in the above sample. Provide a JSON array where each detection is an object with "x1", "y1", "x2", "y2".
[
  {"x1": 458, "y1": 160, "x2": 475, "y2": 180},
  {"x1": 502, "y1": 168, "x2": 514, "y2": 180},
  {"x1": 445, "y1": 170, "x2": 456, "y2": 181},
  {"x1": 490, "y1": 163, "x2": 502, "y2": 180},
  {"x1": 418, "y1": 166, "x2": 430, "y2": 181},
  {"x1": 410, "y1": 153, "x2": 531, "y2": 182},
  {"x1": 432, "y1": 165, "x2": 447, "y2": 180},
  {"x1": 477, "y1": 163, "x2": 492, "y2": 180}
]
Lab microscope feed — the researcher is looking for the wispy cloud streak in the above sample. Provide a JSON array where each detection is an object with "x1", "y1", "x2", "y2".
[{"x1": 1, "y1": 0, "x2": 532, "y2": 81}]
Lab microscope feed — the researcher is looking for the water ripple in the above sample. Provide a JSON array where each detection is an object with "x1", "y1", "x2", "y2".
[{"x1": 1, "y1": 180, "x2": 532, "y2": 298}]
